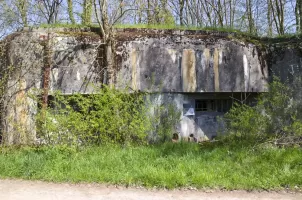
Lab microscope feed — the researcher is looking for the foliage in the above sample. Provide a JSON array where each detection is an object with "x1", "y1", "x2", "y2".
[
  {"x1": 148, "y1": 98, "x2": 181, "y2": 143},
  {"x1": 224, "y1": 77, "x2": 302, "y2": 146},
  {"x1": 0, "y1": 143, "x2": 301, "y2": 190},
  {"x1": 155, "y1": 8, "x2": 175, "y2": 26},
  {"x1": 36, "y1": 85, "x2": 152, "y2": 146},
  {"x1": 0, "y1": 0, "x2": 301, "y2": 39},
  {"x1": 224, "y1": 103, "x2": 267, "y2": 137},
  {"x1": 35, "y1": 86, "x2": 181, "y2": 146}
]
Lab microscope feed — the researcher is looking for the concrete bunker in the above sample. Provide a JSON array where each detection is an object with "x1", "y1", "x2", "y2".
[{"x1": 2, "y1": 27, "x2": 301, "y2": 144}]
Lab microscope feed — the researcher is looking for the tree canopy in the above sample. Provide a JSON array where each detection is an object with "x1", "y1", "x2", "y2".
[{"x1": 0, "y1": 0, "x2": 301, "y2": 39}]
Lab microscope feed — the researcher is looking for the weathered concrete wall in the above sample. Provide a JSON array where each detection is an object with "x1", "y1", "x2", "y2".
[
  {"x1": 0, "y1": 29, "x2": 103, "y2": 144},
  {"x1": 1, "y1": 32, "x2": 43, "y2": 144},
  {"x1": 2, "y1": 28, "x2": 269, "y2": 95},
  {"x1": 116, "y1": 31, "x2": 268, "y2": 93},
  {"x1": 2, "y1": 28, "x2": 301, "y2": 144},
  {"x1": 50, "y1": 32, "x2": 102, "y2": 94},
  {"x1": 270, "y1": 48, "x2": 302, "y2": 82}
]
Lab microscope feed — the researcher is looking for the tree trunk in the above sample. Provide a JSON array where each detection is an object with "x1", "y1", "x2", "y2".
[
  {"x1": 296, "y1": 0, "x2": 300, "y2": 33},
  {"x1": 230, "y1": 0, "x2": 235, "y2": 28},
  {"x1": 270, "y1": 0, "x2": 285, "y2": 35},
  {"x1": 83, "y1": 0, "x2": 93, "y2": 25},
  {"x1": 67, "y1": 0, "x2": 76, "y2": 24},
  {"x1": 275, "y1": 0, "x2": 285, "y2": 35},
  {"x1": 299, "y1": 0, "x2": 302, "y2": 34},
  {"x1": 101, "y1": 0, "x2": 115, "y2": 86},
  {"x1": 246, "y1": 0, "x2": 255, "y2": 34},
  {"x1": 105, "y1": 38, "x2": 114, "y2": 85},
  {"x1": 202, "y1": 2, "x2": 212, "y2": 26},
  {"x1": 147, "y1": 0, "x2": 152, "y2": 24},
  {"x1": 217, "y1": 0, "x2": 224, "y2": 27},
  {"x1": 16, "y1": 0, "x2": 28, "y2": 27},
  {"x1": 267, "y1": 0, "x2": 273, "y2": 36},
  {"x1": 179, "y1": 0, "x2": 184, "y2": 26}
]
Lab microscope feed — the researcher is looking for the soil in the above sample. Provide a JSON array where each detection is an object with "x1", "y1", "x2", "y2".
[{"x1": 0, "y1": 179, "x2": 301, "y2": 200}]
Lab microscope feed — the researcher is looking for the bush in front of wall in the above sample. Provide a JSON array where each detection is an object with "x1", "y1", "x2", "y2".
[
  {"x1": 36, "y1": 85, "x2": 152, "y2": 147},
  {"x1": 224, "y1": 77, "x2": 302, "y2": 147}
]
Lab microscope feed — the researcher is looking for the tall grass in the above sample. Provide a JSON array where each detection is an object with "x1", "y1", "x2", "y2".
[{"x1": 0, "y1": 143, "x2": 301, "y2": 190}]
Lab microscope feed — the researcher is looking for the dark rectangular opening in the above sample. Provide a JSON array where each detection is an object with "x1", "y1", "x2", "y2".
[{"x1": 195, "y1": 99, "x2": 232, "y2": 112}]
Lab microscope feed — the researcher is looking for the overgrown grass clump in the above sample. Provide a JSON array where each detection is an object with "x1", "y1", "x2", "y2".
[{"x1": 0, "y1": 142, "x2": 301, "y2": 190}]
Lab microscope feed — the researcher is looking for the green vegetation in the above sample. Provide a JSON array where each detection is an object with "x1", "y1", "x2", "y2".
[
  {"x1": 148, "y1": 97, "x2": 181, "y2": 144},
  {"x1": 1, "y1": 0, "x2": 302, "y2": 192},
  {"x1": 36, "y1": 86, "x2": 151, "y2": 146},
  {"x1": 35, "y1": 86, "x2": 180, "y2": 146},
  {"x1": 225, "y1": 77, "x2": 302, "y2": 147},
  {"x1": 37, "y1": 22, "x2": 244, "y2": 34},
  {"x1": 36, "y1": 22, "x2": 302, "y2": 38},
  {"x1": 0, "y1": 76, "x2": 300, "y2": 191},
  {"x1": 0, "y1": 143, "x2": 301, "y2": 190},
  {"x1": 34, "y1": 23, "x2": 302, "y2": 47},
  {"x1": 33, "y1": 22, "x2": 302, "y2": 49},
  {"x1": 114, "y1": 24, "x2": 241, "y2": 32},
  {"x1": 37, "y1": 23, "x2": 97, "y2": 29}
]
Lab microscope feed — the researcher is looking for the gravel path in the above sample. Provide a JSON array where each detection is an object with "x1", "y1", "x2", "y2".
[{"x1": 0, "y1": 179, "x2": 301, "y2": 200}]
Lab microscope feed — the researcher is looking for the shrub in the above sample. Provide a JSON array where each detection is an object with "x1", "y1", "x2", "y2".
[
  {"x1": 224, "y1": 77, "x2": 302, "y2": 146},
  {"x1": 36, "y1": 85, "x2": 152, "y2": 146},
  {"x1": 224, "y1": 103, "x2": 267, "y2": 136}
]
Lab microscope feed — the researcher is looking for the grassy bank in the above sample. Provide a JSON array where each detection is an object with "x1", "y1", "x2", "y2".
[{"x1": 0, "y1": 142, "x2": 301, "y2": 190}]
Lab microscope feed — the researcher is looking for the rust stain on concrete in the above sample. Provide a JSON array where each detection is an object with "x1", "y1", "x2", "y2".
[
  {"x1": 214, "y1": 48, "x2": 220, "y2": 92},
  {"x1": 131, "y1": 49, "x2": 138, "y2": 90},
  {"x1": 182, "y1": 49, "x2": 197, "y2": 92}
]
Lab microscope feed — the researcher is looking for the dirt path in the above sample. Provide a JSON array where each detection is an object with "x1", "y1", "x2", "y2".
[{"x1": 0, "y1": 179, "x2": 301, "y2": 200}]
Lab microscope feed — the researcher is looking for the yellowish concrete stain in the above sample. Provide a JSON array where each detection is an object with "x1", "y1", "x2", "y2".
[
  {"x1": 131, "y1": 49, "x2": 138, "y2": 90},
  {"x1": 214, "y1": 48, "x2": 220, "y2": 92},
  {"x1": 182, "y1": 49, "x2": 197, "y2": 92},
  {"x1": 203, "y1": 48, "x2": 210, "y2": 61}
]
